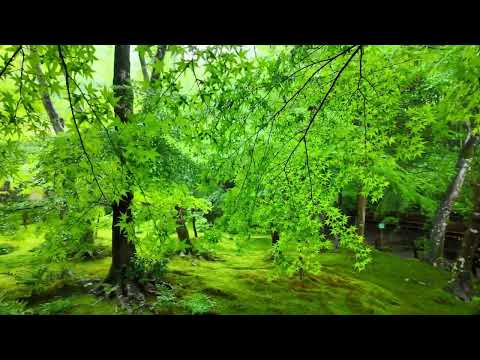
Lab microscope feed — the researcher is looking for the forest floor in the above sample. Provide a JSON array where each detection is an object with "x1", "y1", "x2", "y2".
[{"x1": 1, "y1": 224, "x2": 479, "y2": 315}]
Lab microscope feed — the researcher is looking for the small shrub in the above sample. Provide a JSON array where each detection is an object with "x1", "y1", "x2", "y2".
[
  {"x1": 37, "y1": 298, "x2": 73, "y2": 315},
  {"x1": 204, "y1": 228, "x2": 222, "y2": 244},
  {"x1": 0, "y1": 292, "x2": 31, "y2": 315},
  {"x1": 131, "y1": 257, "x2": 169, "y2": 284},
  {"x1": 13, "y1": 265, "x2": 76, "y2": 296},
  {"x1": 180, "y1": 293, "x2": 216, "y2": 315},
  {"x1": 152, "y1": 285, "x2": 177, "y2": 313}
]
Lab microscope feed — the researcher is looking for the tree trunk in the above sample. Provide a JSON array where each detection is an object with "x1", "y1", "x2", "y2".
[
  {"x1": 150, "y1": 45, "x2": 167, "y2": 83},
  {"x1": 375, "y1": 231, "x2": 383, "y2": 250},
  {"x1": 356, "y1": 188, "x2": 367, "y2": 237},
  {"x1": 1, "y1": 180, "x2": 10, "y2": 192},
  {"x1": 138, "y1": 51, "x2": 150, "y2": 83},
  {"x1": 30, "y1": 46, "x2": 64, "y2": 134},
  {"x1": 106, "y1": 45, "x2": 136, "y2": 284},
  {"x1": 271, "y1": 230, "x2": 280, "y2": 245},
  {"x1": 175, "y1": 206, "x2": 192, "y2": 253},
  {"x1": 446, "y1": 176, "x2": 480, "y2": 301},
  {"x1": 191, "y1": 209, "x2": 198, "y2": 238},
  {"x1": 428, "y1": 133, "x2": 479, "y2": 264}
]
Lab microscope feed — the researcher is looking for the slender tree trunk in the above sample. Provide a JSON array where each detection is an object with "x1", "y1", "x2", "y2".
[
  {"x1": 446, "y1": 176, "x2": 480, "y2": 301},
  {"x1": 30, "y1": 46, "x2": 64, "y2": 134},
  {"x1": 191, "y1": 209, "x2": 198, "y2": 238},
  {"x1": 271, "y1": 230, "x2": 280, "y2": 245},
  {"x1": 107, "y1": 45, "x2": 136, "y2": 284},
  {"x1": 1, "y1": 180, "x2": 10, "y2": 192},
  {"x1": 150, "y1": 45, "x2": 167, "y2": 83},
  {"x1": 356, "y1": 188, "x2": 367, "y2": 237},
  {"x1": 138, "y1": 52, "x2": 150, "y2": 83},
  {"x1": 428, "y1": 133, "x2": 479, "y2": 264},
  {"x1": 175, "y1": 206, "x2": 192, "y2": 253}
]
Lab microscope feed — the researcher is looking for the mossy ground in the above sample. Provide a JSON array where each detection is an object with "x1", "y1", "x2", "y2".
[{"x1": 1, "y1": 225, "x2": 479, "y2": 315}]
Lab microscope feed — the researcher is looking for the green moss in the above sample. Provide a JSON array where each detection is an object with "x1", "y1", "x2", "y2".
[{"x1": 1, "y1": 226, "x2": 479, "y2": 314}]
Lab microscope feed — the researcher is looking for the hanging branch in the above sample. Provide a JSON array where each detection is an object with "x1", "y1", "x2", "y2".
[
  {"x1": 13, "y1": 48, "x2": 25, "y2": 122},
  {"x1": 0, "y1": 45, "x2": 22, "y2": 79},
  {"x1": 304, "y1": 137, "x2": 313, "y2": 201},
  {"x1": 68, "y1": 57, "x2": 165, "y2": 240},
  {"x1": 238, "y1": 46, "x2": 361, "y2": 204},
  {"x1": 283, "y1": 45, "x2": 362, "y2": 172},
  {"x1": 57, "y1": 45, "x2": 109, "y2": 204},
  {"x1": 268, "y1": 46, "x2": 357, "y2": 128}
]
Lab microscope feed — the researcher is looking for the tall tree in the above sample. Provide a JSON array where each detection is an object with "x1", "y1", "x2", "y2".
[
  {"x1": 356, "y1": 188, "x2": 367, "y2": 237},
  {"x1": 446, "y1": 171, "x2": 480, "y2": 301},
  {"x1": 106, "y1": 45, "x2": 137, "y2": 285},
  {"x1": 428, "y1": 126, "x2": 479, "y2": 264},
  {"x1": 30, "y1": 46, "x2": 64, "y2": 134},
  {"x1": 138, "y1": 51, "x2": 149, "y2": 83}
]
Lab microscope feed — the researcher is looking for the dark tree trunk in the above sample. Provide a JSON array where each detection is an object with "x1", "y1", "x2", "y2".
[
  {"x1": 191, "y1": 209, "x2": 198, "y2": 238},
  {"x1": 106, "y1": 45, "x2": 136, "y2": 284},
  {"x1": 374, "y1": 233, "x2": 383, "y2": 250},
  {"x1": 150, "y1": 45, "x2": 167, "y2": 83},
  {"x1": 175, "y1": 206, "x2": 192, "y2": 252},
  {"x1": 138, "y1": 51, "x2": 150, "y2": 83},
  {"x1": 1, "y1": 180, "x2": 10, "y2": 192},
  {"x1": 412, "y1": 241, "x2": 419, "y2": 259},
  {"x1": 31, "y1": 46, "x2": 64, "y2": 134},
  {"x1": 22, "y1": 212, "x2": 29, "y2": 228},
  {"x1": 428, "y1": 132, "x2": 479, "y2": 264},
  {"x1": 446, "y1": 176, "x2": 480, "y2": 301},
  {"x1": 108, "y1": 191, "x2": 136, "y2": 283},
  {"x1": 356, "y1": 188, "x2": 367, "y2": 237},
  {"x1": 271, "y1": 230, "x2": 280, "y2": 245},
  {"x1": 0, "y1": 181, "x2": 11, "y2": 202}
]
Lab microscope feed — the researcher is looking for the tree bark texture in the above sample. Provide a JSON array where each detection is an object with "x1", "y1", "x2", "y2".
[
  {"x1": 30, "y1": 46, "x2": 64, "y2": 134},
  {"x1": 447, "y1": 176, "x2": 480, "y2": 301},
  {"x1": 192, "y1": 209, "x2": 198, "y2": 238},
  {"x1": 356, "y1": 189, "x2": 367, "y2": 237},
  {"x1": 175, "y1": 206, "x2": 192, "y2": 252},
  {"x1": 138, "y1": 51, "x2": 150, "y2": 83},
  {"x1": 428, "y1": 133, "x2": 479, "y2": 264},
  {"x1": 107, "y1": 45, "x2": 136, "y2": 284}
]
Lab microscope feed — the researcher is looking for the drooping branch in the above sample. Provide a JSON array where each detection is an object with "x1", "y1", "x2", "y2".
[
  {"x1": 57, "y1": 45, "x2": 108, "y2": 203},
  {"x1": 0, "y1": 45, "x2": 22, "y2": 79},
  {"x1": 13, "y1": 48, "x2": 25, "y2": 122},
  {"x1": 236, "y1": 46, "x2": 361, "y2": 205},
  {"x1": 283, "y1": 46, "x2": 362, "y2": 172},
  {"x1": 303, "y1": 137, "x2": 313, "y2": 201}
]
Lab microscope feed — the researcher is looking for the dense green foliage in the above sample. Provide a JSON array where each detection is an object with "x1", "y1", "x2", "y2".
[{"x1": 0, "y1": 45, "x2": 479, "y2": 314}]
